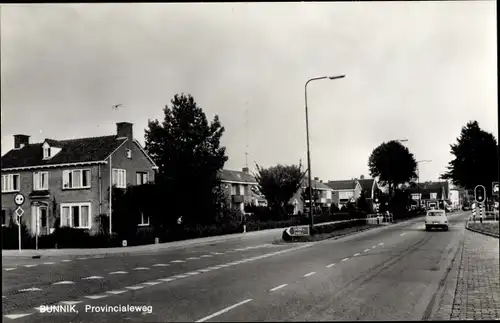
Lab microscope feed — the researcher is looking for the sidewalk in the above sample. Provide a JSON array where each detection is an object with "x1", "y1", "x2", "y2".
[
  {"x1": 2, "y1": 226, "x2": 286, "y2": 259},
  {"x1": 449, "y1": 230, "x2": 500, "y2": 320}
]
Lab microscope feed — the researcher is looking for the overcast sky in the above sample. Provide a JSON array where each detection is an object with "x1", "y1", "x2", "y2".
[{"x1": 1, "y1": 2, "x2": 497, "y2": 183}]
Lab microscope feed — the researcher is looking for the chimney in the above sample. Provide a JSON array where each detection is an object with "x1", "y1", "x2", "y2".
[
  {"x1": 14, "y1": 134, "x2": 30, "y2": 149},
  {"x1": 314, "y1": 177, "x2": 319, "y2": 181},
  {"x1": 116, "y1": 122, "x2": 133, "y2": 141},
  {"x1": 242, "y1": 167, "x2": 249, "y2": 174}
]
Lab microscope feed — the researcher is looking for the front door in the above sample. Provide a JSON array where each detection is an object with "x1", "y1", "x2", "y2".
[{"x1": 37, "y1": 206, "x2": 49, "y2": 235}]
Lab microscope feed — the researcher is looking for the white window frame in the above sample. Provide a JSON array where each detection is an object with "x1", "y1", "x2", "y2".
[
  {"x1": 326, "y1": 190, "x2": 332, "y2": 199},
  {"x1": 2, "y1": 174, "x2": 21, "y2": 193},
  {"x1": 230, "y1": 184, "x2": 236, "y2": 195},
  {"x1": 62, "y1": 169, "x2": 91, "y2": 189},
  {"x1": 43, "y1": 147, "x2": 51, "y2": 159},
  {"x1": 339, "y1": 191, "x2": 354, "y2": 200},
  {"x1": 138, "y1": 212, "x2": 150, "y2": 227},
  {"x1": 33, "y1": 171, "x2": 49, "y2": 191},
  {"x1": 126, "y1": 149, "x2": 132, "y2": 159},
  {"x1": 112, "y1": 169, "x2": 127, "y2": 188},
  {"x1": 136, "y1": 172, "x2": 149, "y2": 185},
  {"x1": 430, "y1": 193, "x2": 437, "y2": 199},
  {"x1": 60, "y1": 202, "x2": 92, "y2": 229}
]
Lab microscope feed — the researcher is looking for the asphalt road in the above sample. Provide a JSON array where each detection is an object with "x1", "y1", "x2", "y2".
[{"x1": 2, "y1": 211, "x2": 470, "y2": 322}]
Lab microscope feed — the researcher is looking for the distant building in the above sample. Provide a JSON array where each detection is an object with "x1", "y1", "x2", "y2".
[{"x1": 219, "y1": 168, "x2": 266, "y2": 213}]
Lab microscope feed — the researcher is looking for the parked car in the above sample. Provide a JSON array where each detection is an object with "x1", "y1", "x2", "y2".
[{"x1": 425, "y1": 210, "x2": 449, "y2": 231}]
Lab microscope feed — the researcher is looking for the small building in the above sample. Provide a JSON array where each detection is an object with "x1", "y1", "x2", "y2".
[{"x1": 219, "y1": 168, "x2": 265, "y2": 213}]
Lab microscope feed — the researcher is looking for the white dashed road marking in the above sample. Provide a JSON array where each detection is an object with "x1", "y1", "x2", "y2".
[
  {"x1": 187, "y1": 257, "x2": 200, "y2": 260},
  {"x1": 372, "y1": 246, "x2": 377, "y2": 249},
  {"x1": 43, "y1": 262, "x2": 55, "y2": 265},
  {"x1": 85, "y1": 295, "x2": 109, "y2": 300},
  {"x1": 211, "y1": 252, "x2": 224, "y2": 255},
  {"x1": 304, "y1": 272, "x2": 316, "y2": 277},
  {"x1": 400, "y1": 233, "x2": 406, "y2": 236},
  {"x1": 196, "y1": 299, "x2": 253, "y2": 322},
  {"x1": 60, "y1": 301, "x2": 82, "y2": 305},
  {"x1": 185, "y1": 272, "x2": 200, "y2": 276},
  {"x1": 326, "y1": 263, "x2": 335, "y2": 268},
  {"x1": 143, "y1": 281, "x2": 162, "y2": 286},
  {"x1": 24, "y1": 264, "x2": 37, "y2": 268},
  {"x1": 109, "y1": 271, "x2": 128, "y2": 275},
  {"x1": 82, "y1": 276, "x2": 103, "y2": 280},
  {"x1": 269, "y1": 284, "x2": 288, "y2": 292},
  {"x1": 158, "y1": 278, "x2": 176, "y2": 282},
  {"x1": 199, "y1": 268, "x2": 212, "y2": 272},
  {"x1": 78, "y1": 257, "x2": 88, "y2": 260},
  {"x1": 152, "y1": 264, "x2": 170, "y2": 267},
  {"x1": 201, "y1": 255, "x2": 213, "y2": 258},
  {"x1": 378, "y1": 243, "x2": 384, "y2": 246},
  {"x1": 364, "y1": 249, "x2": 370, "y2": 252},
  {"x1": 4, "y1": 313, "x2": 33, "y2": 320},
  {"x1": 4, "y1": 268, "x2": 16, "y2": 271},
  {"x1": 133, "y1": 267, "x2": 149, "y2": 271},
  {"x1": 107, "y1": 290, "x2": 128, "y2": 295},
  {"x1": 125, "y1": 286, "x2": 145, "y2": 290},
  {"x1": 353, "y1": 253, "x2": 360, "y2": 257},
  {"x1": 19, "y1": 288, "x2": 42, "y2": 292},
  {"x1": 341, "y1": 258, "x2": 349, "y2": 262},
  {"x1": 174, "y1": 275, "x2": 188, "y2": 279},
  {"x1": 53, "y1": 281, "x2": 75, "y2": 285},
  {"x1": 171, "y1": 260, "x2": 185, "y2": 263},
  {"x1": 61, "y1": 260, "x2": 72, "y2": 262}
]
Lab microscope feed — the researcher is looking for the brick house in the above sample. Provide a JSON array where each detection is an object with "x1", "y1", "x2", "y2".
[
  {"x1": 326, "y1": 179, "x2": 363, "y2": 208},
  {"x1": 219, "y1": 167, "x2": 266, "y2": 213},
  {"x1": 1, "y1": 122, "x2": 157, "y2": 235},
  {"x1": 289, "y1": 177, "x2": 334, "y2": 215},
  {"x1": 406, "y1": 181, "x2": 450, "y2": 209},
  {"x1": 357, "y1": 178, "x2": 381, "y2": 212}
]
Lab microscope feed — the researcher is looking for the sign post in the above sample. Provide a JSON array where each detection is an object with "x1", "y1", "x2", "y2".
[{"x1": 14, "y1": 194, "x2": 25, "y2": 252}]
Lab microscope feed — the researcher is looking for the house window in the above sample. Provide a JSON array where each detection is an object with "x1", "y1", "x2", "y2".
[
  {"x1": 112, "y1": 169, "x2": 127, "y2": 188},
  {"x1": 43, "y1": 147, "x2": 51, "y2": 159},
  {"x1": 1, "y1": 174, "x2": 20, "y2": 193},
  {"x1": 230, "y1": 184, "x2": 236, "y2": 195},
  {"x1": 60, "y1": 203, "x2": 91, "y2": 229},
  {"x1": 326, "y1": 191, "x2": 332, "y2": 199},
  {"x1": 136, "y1": 172, "x2": 149, "y2": 185},
  {"x1": 62, "y1": 169, "x2": 91, "y2": 189},
  {"x1": 430, "y1": 193, "x2": 437, "y2": 199},
  {"x1": 126, "y1": 149, "x2": 132, "y2": 159},
  {"x1": 1, "y1": 209, "x2": 6, "y2": 227},
  {"x1": 33, "y1": 172, "x2": 49, "y2": 191},
  {"x1": 138, "y1": 212, "x2": 150, "y2": 226},
  {"x1": 339, "y1": 191, "x2": 354, "y2": 200}
]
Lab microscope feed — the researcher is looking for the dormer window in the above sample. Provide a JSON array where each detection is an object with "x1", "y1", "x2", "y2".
[{"x1": 43, "y1": 143, "x2": 51, "y2": 159}]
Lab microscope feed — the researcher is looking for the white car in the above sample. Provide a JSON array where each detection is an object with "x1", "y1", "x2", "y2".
[{"x1": 425, "y1": 210, "x2": 449, "y2": 231}]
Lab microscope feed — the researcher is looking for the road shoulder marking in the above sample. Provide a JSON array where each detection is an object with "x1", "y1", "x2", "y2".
[{"x1": 195, "y1": 299, "x2": 253, "y2": 322}]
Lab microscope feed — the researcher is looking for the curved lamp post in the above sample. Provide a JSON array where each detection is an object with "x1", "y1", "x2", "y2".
[{"x1": 305, "y1": 75, "x2": 345, "y2": 233}]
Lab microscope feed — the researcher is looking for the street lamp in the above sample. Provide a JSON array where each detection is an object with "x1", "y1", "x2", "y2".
[
  {"x1": 305, "y1": 74, "x2": 345, "y2": 234},
  {"x1": 416, "y1": 160, "x2": 432, "y2": 208}
]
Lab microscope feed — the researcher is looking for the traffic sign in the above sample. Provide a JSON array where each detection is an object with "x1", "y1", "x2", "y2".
[
  {"x1": 286, "y1": 226, "x2": 310, "y2": 237},
  {"x1": 14, "y1": 206, "x2": 24, "y2": 217},
  {"x1": 14, "y1": 193, "x2": 25, "y2": 206},
  {"x1": 474, "y1": 185, "x2": 486, "y2": 203},
  {"x1": 493, "y1": 182, "x2": 499, "y2": 196},
  {"x1": 349, "y1": 197, "x2": 355, "y2": 203}
]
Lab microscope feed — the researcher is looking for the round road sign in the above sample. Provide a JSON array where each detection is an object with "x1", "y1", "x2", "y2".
[{"x1": 14, "y1": 194, "x2": 25, "y2": 206}]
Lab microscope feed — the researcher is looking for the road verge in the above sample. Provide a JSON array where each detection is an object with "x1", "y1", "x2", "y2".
[{"x1": 466, "y1": 221, "x2": 499, "y2": 238}]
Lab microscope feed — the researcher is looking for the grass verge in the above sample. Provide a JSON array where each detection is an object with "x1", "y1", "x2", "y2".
[{"x1": 467, "y1": 222, "x2": 499, "y2": 238}]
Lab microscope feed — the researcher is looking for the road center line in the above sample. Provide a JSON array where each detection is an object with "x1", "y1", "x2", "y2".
[
  {"x1": 372, "y1": 246, "x2": 377, "y2": 249},
  {"x1": 195, "y1": 299, "x2": 253, "y2": 322},
  {"x1": 269, "y1": 284, "x2": 288, "y2": 292},
  {"x1": 326, "y1": 263, "x2": 335, "y2": 268},
  {"x1": 364, "y1": 249, "x2": 370, "y2": 252},
  {"x1": 353, "y1": 253, "x2": 360, "y2": 257},
  {"x1": 304, "y1": 272, "x2": 316, "y2": 277},
  {"x1": 400, "y1": 233, "x2": 406, "y2": 236},
  {"x1": 341, "y1": 258, "x2": 349, "y2": 262}
]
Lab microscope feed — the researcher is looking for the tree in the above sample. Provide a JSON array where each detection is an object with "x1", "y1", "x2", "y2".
[
  {"x1": 144, "y1": 93, "x2": 228, "y2": 226},
  {"x1": 368, "y1": 140, "x2": 418, "y2": 199},
  {"x1": 441, "y1": 121, "x2": 498, "y2": 196},
  {"x1": 356, "y1": 190, "x2": 369, "y2": 212},
  {"x1": 255, "y1": 162, "x2": 305, "y2": 219}
]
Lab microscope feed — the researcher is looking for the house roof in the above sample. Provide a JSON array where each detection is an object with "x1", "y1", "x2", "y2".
[
  {"x1": 326, "y1": 180, "x2": 358, "y2": 190},
  {"x1": 358, "y1": 178, "x2": 376, "y2": 198},
  {"x1": 407, "y1": 181, "x2": 449, "y2": 199},
  {"x1": 219, "y1": 169, "x2": 257, "y2": 184},
  {"x1": 1, "y1": 135, "x2": 127, "y2": 169},
  {"x1": 301, "y1": 179, "x2": 332, "y2": 191}
]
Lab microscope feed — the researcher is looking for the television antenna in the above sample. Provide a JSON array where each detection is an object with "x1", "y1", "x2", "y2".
[{"x1": 244, "y1": 102, "x2": 249, "y2": 168}]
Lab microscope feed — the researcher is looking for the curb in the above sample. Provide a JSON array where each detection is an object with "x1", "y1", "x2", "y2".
[
  {"x1": 273, "y1": 224, "x2": 383, "y2": 245},
  {"x1": 465, "y1": 223, "x2": 500, "y2": 239}
]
